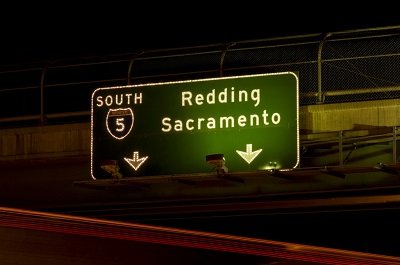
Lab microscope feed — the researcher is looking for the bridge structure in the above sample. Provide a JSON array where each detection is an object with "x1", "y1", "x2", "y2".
[{"x1": 1, "y1": 25, "x2": 400, "y2": 259}]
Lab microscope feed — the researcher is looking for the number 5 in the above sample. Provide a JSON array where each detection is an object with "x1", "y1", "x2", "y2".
[{"x1": 116, "y1": 118, "x2": 125, "y2": 132}]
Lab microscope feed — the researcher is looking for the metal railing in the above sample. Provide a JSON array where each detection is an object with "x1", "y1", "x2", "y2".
[
  {"x1": 300, "y1": 125, "x2": 400, "y2": 167},
  {"x1": 1, "y1": 25, "x2": 400, "y2": 126}
]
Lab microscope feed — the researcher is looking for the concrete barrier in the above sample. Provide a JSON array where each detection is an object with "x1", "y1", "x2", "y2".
[{"x1": 0, "y1": 123, "x2": 90, "y2": 160}]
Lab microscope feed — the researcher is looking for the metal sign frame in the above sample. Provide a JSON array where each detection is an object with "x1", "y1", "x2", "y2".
[{"x1": 91, "y1": 72, "x2": 299, "y2": 179}]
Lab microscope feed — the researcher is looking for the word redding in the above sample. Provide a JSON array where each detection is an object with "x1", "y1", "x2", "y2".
[{"x1": 162, "y1": 87, "x2": 281, "y2": 132}]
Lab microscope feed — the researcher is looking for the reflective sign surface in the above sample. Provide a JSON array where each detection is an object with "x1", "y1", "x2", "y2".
[{"x1": 91, "y1": 72, "x2": 299, "y2": 179}]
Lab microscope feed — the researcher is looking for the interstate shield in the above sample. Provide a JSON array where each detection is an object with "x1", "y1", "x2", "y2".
[{"x1": 106, "y1": 108, "x2": 134, "y2": 140}]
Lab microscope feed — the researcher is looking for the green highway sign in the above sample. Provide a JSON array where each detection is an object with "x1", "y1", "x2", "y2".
[{"x1": 91, "y1": 72, "x2": 299, "y2": 179}]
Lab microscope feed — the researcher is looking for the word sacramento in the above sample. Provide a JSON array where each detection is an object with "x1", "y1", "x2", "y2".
[{"x1": 161, "y1": 109, "x2": 281, "y2": 132}]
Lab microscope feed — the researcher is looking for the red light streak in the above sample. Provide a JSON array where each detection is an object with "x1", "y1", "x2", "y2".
[{"x1": 0, "y1": 207, "x2": 399, "y2": 265}]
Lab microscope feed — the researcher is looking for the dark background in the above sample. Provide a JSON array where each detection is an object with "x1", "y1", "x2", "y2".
[
  {"x1": 1, "y1": 5, "x2": 400, "y2": 260},
  {"x1": 2, "y1": 5, "x2": 399, "y2": 65}
]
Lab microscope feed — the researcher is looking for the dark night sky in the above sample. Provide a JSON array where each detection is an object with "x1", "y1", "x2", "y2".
[{"x1": 1, "y1": 5, "x2": 399, "y2": 65}]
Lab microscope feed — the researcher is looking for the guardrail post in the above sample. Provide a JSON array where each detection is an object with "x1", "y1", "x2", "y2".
[
  {"x1": 40, "y1": 65, "x2": 49, "y2": 124},
  {"x1": 220, "y1": 43, "x2": 235, "y2": 77},
  {"x1": 338, "y1": 130, "x2": 343, "y2": 166},
  {"x1": 317, "y1": 32, "x2": 331, "y2": 104},
  {"x1": 127, "y1": 51, "x2": 144, "y2": 85},
  {"x1": 393, "y1": 126, "x2": 397, "y2": 163}
]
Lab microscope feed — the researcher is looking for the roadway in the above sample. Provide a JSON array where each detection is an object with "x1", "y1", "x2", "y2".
[
  {"x1": 1, "y1": 207, "x2": 400, "y2": 265},
  {"x1": 1, "y1": 156, "x2": 400, "y2": 257}
]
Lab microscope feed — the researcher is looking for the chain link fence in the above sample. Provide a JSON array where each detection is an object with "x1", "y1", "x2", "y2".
[{"x1": 1, "y1": 26, "x2": 399, "y2": 126}]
